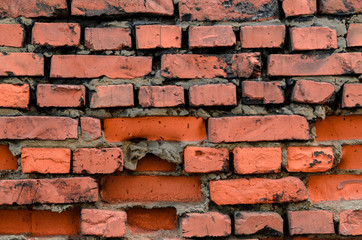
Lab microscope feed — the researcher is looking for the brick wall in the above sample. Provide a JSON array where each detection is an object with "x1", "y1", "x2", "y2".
[{"x1": 0, "y1": 0, "x2": 361, "y2": 239}]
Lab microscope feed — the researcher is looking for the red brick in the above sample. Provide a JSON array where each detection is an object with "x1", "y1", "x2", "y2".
[
  {"x1": 0, "y1": 116, "x2": 78, "y2": 140},
  {"x1": 72, "y1": 0, "x2": 174, "y2": 16},
  {"x1": 81, "y1": 209, "x2": 126, "y2": 237},
  {"x1": 102, "y1": 176, "x2": 202, "y2": 203},
  {"x1": 315, "y1": 115, "x2": 362, "y2": 141},
  {"x1": 0, "y1": 210, "x2": 31, "y2": 234},
  {"x1": 32, "y1": 23, "x2": 81, "y2": 47},
  {"x1": 0, "y1": 24, "x2": 24, "y2": 47},
  {"x1": 342, "y1": 83, "x2": 362, "y2": 108},
  {"x1": 179, "y1": 0, "x2": 278, "y2": 21},
  {"x1": 189, "y1": 26, "x2": 235, "y2": 49},
  {"x1": 0, "y1": 145, "x2": 17, "y2": 171},
  {"x1": 240, "y1": 25, "x2": 285, "y2": 48},
  {"x1": 184, "y1": 146, "x2": 229, "y2": 173},
  {"x1": 233, "y1": 147, "x2": 282, "y2": 174},
  {"x1": 50, "y1": 55, "x2": 152, "y2": 79},
  {"x1": 286, "y1": 147, "x2": 334, "y2": 172},
  {"x1": 210, "y1": 177, "x2": 308, "y2": 205},
  {"x1": 308, "y1": 174, "x2": 362, "y2": 203},
  {"x1": 319, "y1": 0, "x2": 361, "y2": 14},
  {"x1": 282, "y1": 0, "x2": 316, "y2": 17},
  {"x1": 292, "y1": 80, "x2": 335, "y2": 104},
  {"x1": 288, "y1": 210, "x2": 334, "y2": 235},
  {"x1": 90, "y1": 84, "x2": 134, "y2": 108},
  {"x1": 242, "y1": 81, "x2": 284, "y2": 104},
  {"x1": 347, "y1": 24, "x2": 362, "y2": 47},
  {"x1": 32, "y1": 209, "x2": 80, "y2": 236},
  {"x1": 73, "y1": 148, "x2": 123, "y2": 174},
  {"x1": 127, "y1": 208, "x2": 177, "y2": 232},
  {"x1": 268, "y1": 53, "x2": 362, "y2": 76},
  {"x1": 290, "y1": 27, "x2": 337, "y2": 51},
  {"x1": 139, "y1": 86, "x2": 184, "y2": 107},
  {"x1": 0, "y1": 0, "x2": 67, "y2": 18},
  {"x1": 235, "y1": 212, "x2": 283, "y2": 235},
  {"x1": 136, "y1": 25, "x2": 181, "y2": 49},
  {"x1": 189, "y1": 83, "x2": 237, "y2": 107},
  {"x1": 0, "y1": 177, "x2": 98, "y2": 205},
  {"x1": 104, "y1": 117, "x2": 206, "y2": 142},
  {"x1": 0, "y1": 53, "x2": 43, "y2": 76},
  {"x1": 134, "y1": 154, "x2": 175, "y2": 172},
  {"x1": 208, "y1": 115, "x2": 309, "y2": 143},
  {"x1": 161, "y1": 53, "x2": 261, "y2": 79},
  {"x1": 37, "y1": 84, "x2": 86, "y2": 108},
  {"x1": 85, "y1": 27, "x2": 131, "y2": 51},
  {"x1": 0, "y1": 84, "x2": 29, "y2": 109},
  {"x1": 340, "y1": 210, "x2": 362, "y2": 236},
  {"x1": 181, "y1": 212, "x2": 231, "y2": 238},
  {"x1": 339, "y1": 145, "x2": 362, "y2": 170},
  {"x1": 81, "y1": 117, "x2": 101, "y2": 140},
  {"x1": 21, "y1": 148, "x2": 71, "y2": 174}
]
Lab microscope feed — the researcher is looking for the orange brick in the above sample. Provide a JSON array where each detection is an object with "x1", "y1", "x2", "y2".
[
  {"x1": 189, "y1": 83, "x2": 237, "y2": 107},
  {"x1": 0, "y1": 84, "x2": 29, "y2": 109},
  {"x1": 0, "y1": 145, "x2": 17, "y2": 171},
  {"x1": 127, "y1": 208, "x2": 177, "y2": 232},
  {"x1": 32, "y1": 23, "x2": 80, "y2": 47},
  {"x1": 85, "y1": 27, "x2": 131, "y2": 51},
  {"x1": 0, "y1": 210, "x2": 31, "y2": 234},
  {"x1": 81, "y1": 117, "x2": 101, "y2": 140},
  {"x1": 286, "y1": 147, "x2": 334, "y2": 172},
  {"x1": 136, "y1": 25, "x2": 181, "y2": 49},
  {"x1": 90, "y1": 84, "x2": 134, "y2": 108},
  {"x1": 242, "y1": 81, "x2": 284, "y2": 104},
  {"x1": 319, "y1": 0, "x2": 361, "y2": 14},
  {"x1": 235, "y1": 212, "x2": 283, "y2": 235},
  {"x1": 37, "y1": 84, "x2": 86, "y2": 107},
  {"x1": 0, "y1": 24, "x2": 24, "y2": 47},
  {"x1": 0, "y1": 0, "x2": 67, "y2": 18},
  {"x1": 347, "y1": 24, "x2": 362, "y2": 47},
  {"x1": 189, "y1": 26, "x2": 235, "y2": 48},
  {"x1": 340, "y1": 210, "x2": 362, "y2": 236},
  {"x1": 139, "y1": 85, "x2": 184, "y2": 107},
  {"x1": 292, "y1": 80, "x2": 335, "y2": 104},
  {"x1": 240, "y1": 25, "x2": 285, "y2": 48},
  {"x1": 288, "y1": 210, "x2": 334, "y2": 235},
  {"x1": 339, "y1": 145, "x2": 362, "y2": 170},
  {"x1": 0, "y1": 53, "x2": 43, "y2": 76},
  {"x1": 134, "y1": 154, "x2": 175, "y2": 172},
  {"x1": 290, "y1": 27, "x2": 337, "y2": 50},
  {"x1": 342, "y1": 83, "x2": 362, "y2": 108},
  {"x1": 282, "y1": 0, "x2": 316, "y2": 17}
]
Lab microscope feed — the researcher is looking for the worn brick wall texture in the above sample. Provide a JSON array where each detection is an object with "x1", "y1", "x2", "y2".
[{"x1": 0, "y1": 0, "x2": 361, "y2": 239}]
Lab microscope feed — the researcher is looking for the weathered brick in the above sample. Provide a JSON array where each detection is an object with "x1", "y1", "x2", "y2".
[
  {"x1": 308, "y1": 174, "x2": 362, "y2": 203},
  {"x1": 81, "y1": 117, "x2": 101, "y2": 140},
  {"x1": 136, "y1": 25, "x2": 181, "y2": 49},
  {"x1": 181, "y1": 212, "x2": 231, "y2": 238},
  {"x1": 189, "y1": 26, "x2": 235, "y2": 49},
  {"x1": 134, "y1": 154, "x2": 175, "y2": 172},
  {"x1": 291, "y1": 80, "x2": 335, "y2": 104},
  {"x1": 179, "y1": 0, "x2": 279, "y2": 21},
  {"x1": 72, "y1": 0, "x2": 174, "y2": 16},
  {"x1": 50, "y1": 55, "x2": 152, "y2": 79},
  {"x1": 233, "y1": 147, "x2": 282, "y2": 174},
  {"x1": 319, "y1": 0, "x2": 361, "y2": 14},
  {"x1": 90, "y1": 84, "x2": 134, "y2": 108},
  {"x1": 189, "y1": 83, "x2": 237, "y2": 107},
  {"x1": 81, "y1": 209, "x2": 126, "y2": 237},
  {"x1": 37, "y1": 84, "x2": 86, "y2": 108},
  {"x1": 347, "y1": 24, "x2": 362, "y2": 47},
  {"x1": 139, "y1": 86, "x2": 184, "y2": 107},
  {"x1": 104, "y1": 117, "x2": 206, "y2": 142},
  {"x1": 73, "y1": 148, "x2": 123, "y2": 174},
  {"x1": 315, "y1": 115, "x2": 362, "y2": 141},
  {"x1": 127, "y1": 208, "x2": 177, "y2": 232},
  {"x1": 286, "y1": 147, "x2": 334, "y2": 172},
  {"x1": 234, "y1": 212, "x2": 283, "y2": 235},
  {"x1": 240, "y1": 25, "x2": 285, "y2": 48},
  {"x1": 184, "y1": 146, "x2": 229, "y2": 173},
  {"x1": 342, "y1": 83, "x2": 362, "y2": 108},
  {"x1": 21, "y1": 148, "x2": 71, "y2": 174},
  {"x1": 0, "y1": 177, "x2": 98, "y2": 205},
  {"x1": 268, "y1": 53, "x2": 362, "y2": 76},
  {"x1": 288, "y1": 210, "x2": 334, "y2": 235},
  {"x1": 0, "y1": 116, "x2": 78, "y2": 140},
  {"x1": 0, "y1": 24, "x2": 24, "y2": 47},
  {"x1": 242, "y1": 81, "x2": 284, "y2": 104},
  {"x1": 0, "y1": 210, "x2": 31, "y2": 234},
  {"x1": 85, "y1": 27, "x2": 131, "y2": 51},
  {"x1": 339, "y1": 210, "x2": 362, "y2": 236},
  {"x1": 282, "y1": 0, "x2": 316, "y2": 17},
  {"x1": 161, "y1": 53, "x2": 261, "y2": 79},
  {"x1": 290, "y1": 27, "x2": 337, "y2": 51},
  {"x1": 339, "y1": 145, "x2": 362, "y2": 170},
  {"x1": 210, "y1": 177, "x2": 308, "y2": 205},
  {"x1": 208, "y1": 115, "x2": 309, "y2": 143},
  {"x1": 0, "y1": 84, "x2": 29, "y2": 109},
  {"x1": 0, "y1": 0, "x2": 67, "y2": 18},
  {"x1": 32, "y1": 23, "x2": 81, "y2": 47},
  {"x1": 0, "y1": 145, "x2": 17, "y2": 171},
  {"x1": 102, "y1": 176, "x2": 202, "y2": 203},
  {"x1": 0, "y1": 53, "x2": 43, "y2": 76}
]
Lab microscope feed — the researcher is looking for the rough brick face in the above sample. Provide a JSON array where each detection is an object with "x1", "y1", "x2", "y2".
[
  {"x1": 81, "y1": 117, "x2": 101, "y2": 140},
  {"x1": 189, "y1": 26, "x2": 236, "y2": 49},
  {"x1": 139, "y1": 86, "x2": 184, "y2": 107},
  {"x1": 282, "y1": 0, "x2": 316, "y2": 16},
  {"x1": 290, "y1": 27, "x2": 337, "y2": 50},
  {"x1": 240, "y1": 25, "x2": 286, "y2": 48},
  {"x1": 0, "y1": 84, "x2": 29, "y2": 109},
  {"x1": 127, "y1": 208, "x2": 177, "y2": 231},
  {"x1": 0, "y1": 145, "x2": 17, "y2": 171},
  {"x1": 339, "y1": 210, "x2": 362, "y2": 236},
  {"x1": 37, "y1": 84, "x2": 86, "y2": 107},
  {"x1": 242, "y1": 81, "x2": 284, "y2": 104},
  {"x1": 0, "y1": 24, "x2": 24, "y2": 47},
  {"x1": 319, "y1": 0, "x2": 361, "y2": 14},
  {"x1": 286, "y1": 147, "x2": 334, "y2": 172},
  {"x1": 291, "y1": 80, "x2": 335, "y2": 104},
  {"x1": 85, "y1": 27, "x2": 132, "y2": 51},
  {"x1": 134, "y1": 154, "x2": 175, "y2": 172},
  {"x1": 189, "y1": 83, "x2": 237, "y2": 106},
  {"x1": 32, "y1": 23, "x2": 81, "y2": 47},
  {"x1": 90, "y1": 84, "x2": 134, "y2": 108},
  {"x1": 339, "y1": 145, "x2": 362, "y2": 170},
  {"x1": 347, "y1": 24, "x2": 362, "y2": 47},
  {"x1": 342, "y1": 83, "x2": 362, "y2": 108},
  {"x1": 288, "y1": 210, "x2": 334, "y2": 235},
  {"x1": 234, "y1": 212, "x2": 283, "y2": 235},
  {"x1": 136, "y1": 25, "x2": 181, "y2": 49},
  {"x1": 0, "y1": 53, "x2": 44, "y2": 76}
]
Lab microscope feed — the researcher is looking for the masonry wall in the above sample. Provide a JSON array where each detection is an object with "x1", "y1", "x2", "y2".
[{"x1": 0, "y1": 0, "x2": 361, "y2": 239}]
